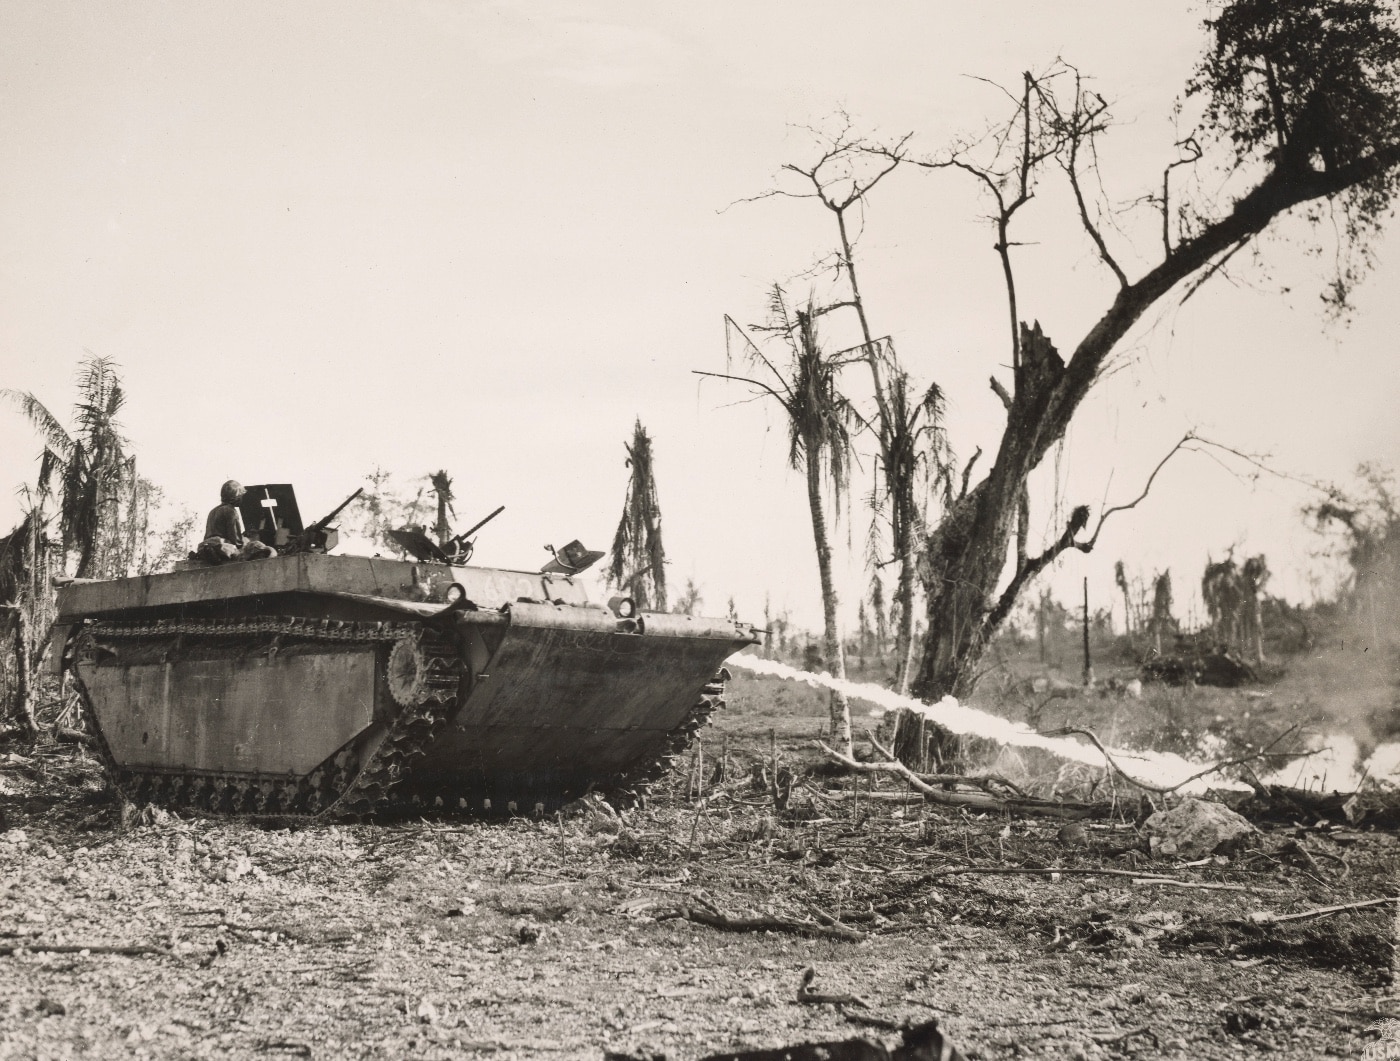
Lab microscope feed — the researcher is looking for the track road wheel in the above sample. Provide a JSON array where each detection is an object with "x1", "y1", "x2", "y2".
[{"x1": 387, "y1": 635, "x2": 429, "y2": 707}]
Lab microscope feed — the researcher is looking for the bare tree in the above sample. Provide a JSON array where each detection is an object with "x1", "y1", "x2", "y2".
[
  {"x1": 1241, "y1": 556, "x2": 1270, "y2": 663},
  {"x1": 1147, "y1": 570, "x2": 1177, "y2": 656},
  {"x1": 744, "y1": 126, "x2": 952, "y2": 695},
  {"x1": 699, "y1": 289, "x2": 858, "y2": 754},
  {"x1": 1114, "y1": 560, "x2": 1134, "y2": 639},
  {"x1": 893, "y1": 4, "x2": 1400, "y2": 705}
]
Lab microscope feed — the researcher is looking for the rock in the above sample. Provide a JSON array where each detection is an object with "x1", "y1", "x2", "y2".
[
  {"x1": 1144, "y1": 798, "x2": 1255, "y2": 859},
  {"x1": 219, "y1": 855, "x2": 254, "y2": 883},
  {"x1": 1057, "y1": 822, "x2": 1088, "y2": 849}
]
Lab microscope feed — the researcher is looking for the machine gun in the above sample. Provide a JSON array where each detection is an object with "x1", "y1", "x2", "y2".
[
  {"x1": 388, "y1": 505, "x2": 504, "y2": 566},
  {"x1": 282, "y1": 487, "x2": 364, "y2": 555}
]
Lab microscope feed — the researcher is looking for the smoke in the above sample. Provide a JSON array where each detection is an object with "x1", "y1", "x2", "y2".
[{"x1": 1256, "y1": 733, "x2": 1400, "y2": 791}]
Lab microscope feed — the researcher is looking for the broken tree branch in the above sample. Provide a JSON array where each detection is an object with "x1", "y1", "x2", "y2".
[
  {"x1": 1249, "y1": 895, "x2": 1398, "y2": 925},
  {"x1": 865, "y1": 729, "x2": 1027, "y2": 797},
  {"x1": 1160, "y1": 136, "x2": 1203, "y2": 257},
  {"x1": 797, "y1": 966, "x2": 871, "y2": 1008},
  {"x1": 0, "y1": 942, "x2": 166, "y2": 957},
  {"x1": 816, "y1": 740, "x2": 1101, "y2": 820},
  {"x1": 922, "y1": 865, "x2": 1256, "y2": 891},
  {"x1": 958, "y1": 447, "x2": 981, "y2": 500},
  {"x1": 980, "y1": 432, "x2": 1197, "y2": 642},
  {"x1": 659, "y1": 904, "x2": 864, "y2": 942}
]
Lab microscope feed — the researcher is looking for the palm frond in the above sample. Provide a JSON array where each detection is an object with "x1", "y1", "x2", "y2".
[{"x1": 1, "y1": 390, "x2": 74, "y2": 457}]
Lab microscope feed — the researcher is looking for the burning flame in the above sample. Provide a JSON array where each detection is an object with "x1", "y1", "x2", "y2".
[
  {"x1": 724, "y1": 653, "x2": 1400, "y2": 795},
  {"x1": 725, "y1": 653, "x2": 1245, "y2": 793}
]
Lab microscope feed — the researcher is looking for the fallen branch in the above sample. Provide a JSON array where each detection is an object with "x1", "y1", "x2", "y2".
[
  {"x1": 837, "y1": 1009, "x2": 905, "y2": 1031},
  {"x1": 865, "y1": 730, "x2": 1027, "y2": 798},
  {"x1": 1248, "y1": 895, "x2": 1398, "y2": 925},
  {"x1": 816, "y1": 740, "x2": 1102, "y2": 821},
  {"x1": 916, "y1": 865, "x2": 1269, "y2": 892},
  {"x1": 1090, "y1": 1025, "x2": 1158, "y2": 1048},
  {"x1": 659, "y1": 904, "x2": 864, "y2": 942},
  {"x1": 797, "y1": 966, "x2": 870, "y2": 1008},
  {"x1": 0, "y1": 942, "x2": 166, "y2": 957},
  {"x1": 1130, "y1": 877, "x2": 1252, "y2": 892},
  {"x1": 257, "y1": 1042, "x2": 313, "y2": 1058}
]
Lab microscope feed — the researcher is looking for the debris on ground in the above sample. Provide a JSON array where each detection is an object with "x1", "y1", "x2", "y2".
[{"x1": 0, "y1": 671, "x2": 1394, "y2": 1060}]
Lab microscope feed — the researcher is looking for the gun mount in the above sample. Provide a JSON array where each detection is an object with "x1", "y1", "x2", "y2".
[
  {"x1": 389, "y1": 505, "x2": 504, "y2": 567},
  {"x1": 282, "y1": 487, "x2": 365, "y2": 555}
]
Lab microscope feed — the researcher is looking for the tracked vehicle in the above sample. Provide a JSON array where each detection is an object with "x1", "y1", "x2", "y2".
[{"x1": 51, "y1": 485, "x2": 757, "y2": 817}]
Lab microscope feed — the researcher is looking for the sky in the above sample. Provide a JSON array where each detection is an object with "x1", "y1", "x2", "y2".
[{"x1": 2, "y1": 1, "x2": 1397, "y2": 635}]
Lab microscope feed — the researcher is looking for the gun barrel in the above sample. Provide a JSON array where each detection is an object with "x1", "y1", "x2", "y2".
[
  {"x1": 311, "y1": 487, "x2": 365, "y2": 531},
  {"x1": 459, "y1": 505, "x2": 505, "y2": 541}
]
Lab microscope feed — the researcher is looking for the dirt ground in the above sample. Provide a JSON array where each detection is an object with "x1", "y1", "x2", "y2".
[{"x1": 0, "y1": 669, "x2": 1396, "y2": 1061}]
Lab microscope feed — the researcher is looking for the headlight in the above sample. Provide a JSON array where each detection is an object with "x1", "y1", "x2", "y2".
[{"x1": 607, "y1": 595, "x2": 636, "y2": 618}]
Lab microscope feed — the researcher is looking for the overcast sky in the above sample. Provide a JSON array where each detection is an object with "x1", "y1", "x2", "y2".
[{"x1": 2, "y1": 1, "x2": 1397, "y2": 632}]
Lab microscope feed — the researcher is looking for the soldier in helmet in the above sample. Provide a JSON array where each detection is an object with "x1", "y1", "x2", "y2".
[{"x1": 196, "y1": 480, "x2": 275, "y2": 562}]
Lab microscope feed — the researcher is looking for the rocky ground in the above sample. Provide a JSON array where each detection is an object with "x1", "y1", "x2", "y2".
[{"x1": 0, "y1": 708, "x2": 1395, "y2": 1061}]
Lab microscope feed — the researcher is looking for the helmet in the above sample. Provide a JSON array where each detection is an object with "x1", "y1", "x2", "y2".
[{"x1": 220, "y1": 480, "x2": 245, "y2": 504}]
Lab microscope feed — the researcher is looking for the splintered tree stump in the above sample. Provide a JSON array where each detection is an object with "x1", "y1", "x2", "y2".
[
  {"x1": 694, "y1": 1019, "x2": 967, "y2": 1061},
  {"x1": 1224, "y1": 785, "x2": 1400, "y2": 828}
]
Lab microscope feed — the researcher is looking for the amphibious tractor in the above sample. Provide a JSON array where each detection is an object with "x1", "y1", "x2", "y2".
[{"x1": 50, "y1": 485, "x2": 758, "y2": 817}]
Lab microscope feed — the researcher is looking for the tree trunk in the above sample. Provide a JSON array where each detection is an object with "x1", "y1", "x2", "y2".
[
  {"x1": 891, "y1": 472, "x2": 919, "y2": 695},
  {"x1": 15, "y1": 606, "x2": 35, "y2": 737},
  {"x1": 806, "y1": 457, "x2": 851, "y2": 755},
  {"x1": 435, "y1": 495, "x2": 451, "y2": 546},
  {"x1": 1251, "y1": 594, "x2": 1266, "y2": 664},
  {"x1": 3, "y1": 606, "x2": 37, "y2": 738},
  {"x1": 836, "y1": 207, "x2": 917, "y2": 698},
  {"x1": 910, "y1": 482, "x2": 1021, "y2": 701},
  {"x1": 893, "y1": 554, "x2": 917, "y2": 694}
]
